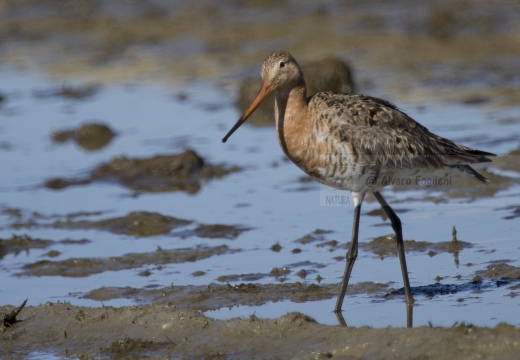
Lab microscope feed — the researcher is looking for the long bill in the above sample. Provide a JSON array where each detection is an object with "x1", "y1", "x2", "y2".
[{"x1": 222, "y1": 81, "x2": 274, "y2": 143}]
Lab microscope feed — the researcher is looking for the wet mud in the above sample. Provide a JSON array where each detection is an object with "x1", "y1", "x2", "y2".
[
  {"x1": 293, "y1": 228, "x2": 471, "y2": 260},
  {"x1": 5, "y1": 209, "x2": 250, "y2": 241},
  {"x1": 19, "y1": 245, "x2": 235, "y2": 278},
  {"x1": 80, "y1": 259, "x2": 520, "y2": 311},
  {"x1": 52, "y1": 211, "x2": 191, "y2": 237},
  {"x1": 33, "y1": 83, "x2": 101, "y2": 101},
  {"x1": 190, "y1": 224, "x2": 249, "y2": 240},
  {"x1": 52, "y1": 122, "x2": 116, "y2": 151},
  {"x1": 0, "y1": 234, "x2": 90, "y2": 261},
  {"x1": 45, "y1": 149, "x2": 239, "y2": 194},
  {"x1": 83, "y1": 282, "x2": 345, "y2": 309},
  {"x1": 476, "y1": 263, "x2": 520, "y2": 281},
  {"x1": 7, "y1": 210, "x2": 192, "y2": 237},
  {"x1": 362, "y1": 234, "x2": 471, "y2": 259},
  {"x1": 2, "y1": 303, "x2": 520, "y2": 359},
  {"x1": 0, "y1": 234, "x2": 52, "y2": 260}
]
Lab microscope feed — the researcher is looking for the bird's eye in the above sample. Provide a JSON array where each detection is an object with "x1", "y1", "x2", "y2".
[{"x1": 279, "y1": 61, "x2": 285, "y2": 68}]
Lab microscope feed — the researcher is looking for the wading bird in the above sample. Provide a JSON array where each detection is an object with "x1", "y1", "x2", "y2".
[{"x1": 222, "y1": 51, "x2": 494, "y2": 320}]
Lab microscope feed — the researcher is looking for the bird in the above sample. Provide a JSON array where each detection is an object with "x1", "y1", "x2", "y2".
[{"x1": 222, "y1": 50, "x2": 495, "y2": 316}]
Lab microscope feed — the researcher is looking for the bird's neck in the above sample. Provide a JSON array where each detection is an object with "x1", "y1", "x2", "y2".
[{"x1": 275, "y1": 83, "x2": 310, "y2": 164}]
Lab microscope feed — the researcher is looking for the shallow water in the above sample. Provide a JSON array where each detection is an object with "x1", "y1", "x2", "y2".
[{"x1": 1, "y1": 65, "x2": 519, "y2": 329}]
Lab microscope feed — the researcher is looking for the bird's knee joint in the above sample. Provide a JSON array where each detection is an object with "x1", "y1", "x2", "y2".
[{"x1": 347, "y1": 250, "x2": 358, "y2": 262}]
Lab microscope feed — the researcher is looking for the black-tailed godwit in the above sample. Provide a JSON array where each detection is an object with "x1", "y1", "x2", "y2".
[{"x1": 222, "y1": 50, "x2": 495, "y2": 316}]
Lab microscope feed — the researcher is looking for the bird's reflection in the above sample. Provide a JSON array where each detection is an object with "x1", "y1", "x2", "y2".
[{"x1": 335, "y1": 302, "x2": 414, "y2": 328}]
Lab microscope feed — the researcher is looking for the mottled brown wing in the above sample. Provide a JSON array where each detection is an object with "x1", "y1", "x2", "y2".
[{"x1": 310, "y1": 92, "x2": 494, "y2": 171}]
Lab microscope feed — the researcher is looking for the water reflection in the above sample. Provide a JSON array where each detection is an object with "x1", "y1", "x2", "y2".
[{"x1": 335, "y1": 300, "x2": 414, "y2": 328}]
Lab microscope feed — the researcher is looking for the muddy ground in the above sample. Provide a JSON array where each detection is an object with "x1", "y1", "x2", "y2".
[
  {"x1": 1, "y1": 0, "x2": 520, "y2": 358},
  {"x1": 2, "y1": 302, "x2": 520, "y2": 359}
]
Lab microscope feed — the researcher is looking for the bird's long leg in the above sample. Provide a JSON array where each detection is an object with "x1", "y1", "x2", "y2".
[
  {"x1": 373, "y1": 191, "x2": 414, "y2": 306},
  {"x1": 334, "y1": 193, "x2": 364, "y2": 313}
]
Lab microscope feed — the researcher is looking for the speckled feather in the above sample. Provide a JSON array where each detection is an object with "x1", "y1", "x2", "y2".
[{"x1": 310, "y1": 92, "x2": 491, "y2": 166}]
